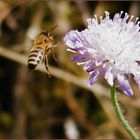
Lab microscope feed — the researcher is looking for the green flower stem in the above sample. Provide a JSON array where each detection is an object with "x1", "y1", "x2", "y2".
[{"x1": 111, "y1": 84, "x2": 139, "y2": 139}]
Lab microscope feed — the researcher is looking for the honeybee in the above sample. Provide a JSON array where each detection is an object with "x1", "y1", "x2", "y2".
[{"x1": 28, "y1": 26, "x2": 57, "y2": 76}]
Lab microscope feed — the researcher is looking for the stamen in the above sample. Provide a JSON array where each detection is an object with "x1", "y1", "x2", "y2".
[
  {"x1": 134, "y1": 17, "x2": 139, "y2": 24},
  {"x1": 128, "y1": 15, "x2": 134, "y2": 22},
  {"x1": 120, "y1": 11, "x2": 124, "y2": 17},
  {"x1": 100, "y1": 16, "x2": 103, "y2": 21},
  {"x1": 105, "y1": 11, "x2": 110, "y2": 19},
  {"x1": 94, "y1": 15, "x2": 98, "y2": 22}
]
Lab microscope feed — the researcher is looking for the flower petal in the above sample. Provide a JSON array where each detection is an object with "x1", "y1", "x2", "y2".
[
  {"x1": 117, "y1": 74, "x2": 133, "y2": 96},
  {"x1": 71, "y1": 47, "x2": 86, "y2": 51},
  {"x1": 88, "y1": 70, "x2": 99, "y2": 87},
  {"x1": 105, "y1": 71, "x2": 114, "y2": 86},
  {"x1": 72, "y1": 52, "x2": 91, "y2": 62},
  {"x1": 103, "y1": 65, "x2": 114, "y2": 86},
  {"x1": 102, "y1": 66, "x2": 107, "y2": 76},
  {"x1": 95, "y1": 59, "x2": 102, "y2": 66},
  {"x1": 84, "y1": 62, "x2": 95, "y2": 72},
  {"x1": 64, "y1": 31, "x2": 83, "y2": 49}
]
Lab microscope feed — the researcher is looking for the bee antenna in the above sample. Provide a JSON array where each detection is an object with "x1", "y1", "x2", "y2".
[{"x1": 49, "y1": 25, "x2": 58, "y2": 33}]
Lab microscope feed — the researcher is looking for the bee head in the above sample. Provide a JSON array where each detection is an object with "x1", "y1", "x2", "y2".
[
  {"x1": 42, "y1": 25, "x2": 57, "y2": 38},
  {"x1": 47, "y1": 32, "x2": 53, "y2": 39},
  {"x1": 42, "y1": 32, "x2": 53, "y2": 39}
]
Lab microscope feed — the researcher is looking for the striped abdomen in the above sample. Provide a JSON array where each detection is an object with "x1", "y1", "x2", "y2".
[{"x1": 28, "y1": 47, "x2": 44, "y2": 70}]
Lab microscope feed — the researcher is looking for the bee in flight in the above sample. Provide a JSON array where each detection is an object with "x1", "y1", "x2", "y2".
[{"x1": 28, "y1": 25, "x2": 57, "y2": 76}]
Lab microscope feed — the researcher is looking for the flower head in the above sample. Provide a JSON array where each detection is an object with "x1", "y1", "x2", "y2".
[{"x1": 64, "y1": 11, "x2": 140, "y2": 96}]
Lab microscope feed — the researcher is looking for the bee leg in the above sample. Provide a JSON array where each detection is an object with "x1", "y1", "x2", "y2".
[
  {"x1": 44, "y1": 56, "x2": 51, "y2": 78},
  {"x1": 50, "y1": 47, "x2": 57, "y2": 61}
]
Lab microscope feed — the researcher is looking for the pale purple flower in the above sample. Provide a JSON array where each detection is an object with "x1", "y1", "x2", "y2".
[{"x1": 64, "y1": 11, "x2": 140, "y2": 96}]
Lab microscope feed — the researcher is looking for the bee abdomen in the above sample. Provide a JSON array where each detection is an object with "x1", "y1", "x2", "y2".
[
  {"x1": 28, "y1": 47, "x2": 44, "y2": 70},
  {"x1": 28, "y1": 63, "x2": 36, "y2": 70}
]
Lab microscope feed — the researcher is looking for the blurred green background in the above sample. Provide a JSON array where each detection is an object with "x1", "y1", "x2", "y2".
[{"x1": 0, "y1": 0, "x2": 140, "y2": 139}]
